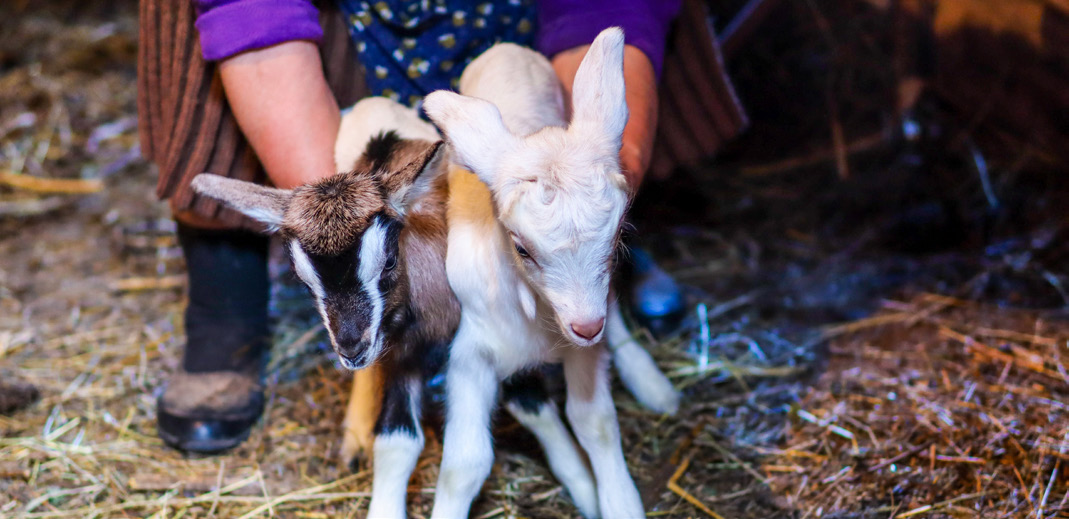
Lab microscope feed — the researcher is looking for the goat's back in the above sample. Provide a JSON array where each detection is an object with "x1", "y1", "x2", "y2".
[
  {"x1": 336, "y1": 97, "x2": 441, "y2": 171},
  {"x1": 458, "y1": 43, "x2": 566, "y2": 136}
]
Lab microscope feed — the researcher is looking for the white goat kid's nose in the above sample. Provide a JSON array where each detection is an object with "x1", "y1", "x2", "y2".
[{"x1": 570, "y1": 317, "x2": 605, "y2": 341}]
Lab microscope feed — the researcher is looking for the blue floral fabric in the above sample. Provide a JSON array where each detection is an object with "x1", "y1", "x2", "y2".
[{"x1": 336, "y1": 0, "x2": 537, "y2": 107}]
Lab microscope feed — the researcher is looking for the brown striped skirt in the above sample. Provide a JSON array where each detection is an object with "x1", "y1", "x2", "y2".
[{"x1": 137, "y1": 0, "x2": 746, "y2": 229}]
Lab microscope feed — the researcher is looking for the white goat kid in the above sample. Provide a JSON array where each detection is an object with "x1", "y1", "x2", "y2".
[
  {"x1": 423, "y1": 27, "x2": 658, "y2": 519},
  {"x1": 455, "y1": 32, "x2": 679, "y2": 418}
]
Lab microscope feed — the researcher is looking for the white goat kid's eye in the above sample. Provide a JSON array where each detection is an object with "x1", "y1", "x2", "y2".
[{"x1": 510, "y1": 234, "x2": 531, "y2": 260}]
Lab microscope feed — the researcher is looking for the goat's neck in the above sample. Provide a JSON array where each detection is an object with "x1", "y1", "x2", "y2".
[
  {"x1": 397, "y1": 173, "x2": 460, "y2": 344},
  {"x1": 445, "y1": 165, "x2": 562, "y2": 369}
]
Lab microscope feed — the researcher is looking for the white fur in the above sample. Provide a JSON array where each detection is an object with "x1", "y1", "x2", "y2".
[
  {"x1": 193, "y1": 57, "x2": 665, "y2": 518},
  {"x1": 432, "y1": 344, "x2": 499, "y2": 519},
  {"x1": 505, "y1": 400, "x2": 599, "y2": 519},
  {"x1": 457, "y1": 42, "x2": 566, "y2": 137},
  {"x1": 368, "y1": 433, "x2": 423, "y2": 519},
  {"x1": 242, "y1": 207, "x2": 285, "y2": 232},
  {"x1": 335, "y1": 97, "x2": 440, "y2": 171},
  {"x1": 426, "y1": 28, "x2": 645, "y2": 519},
  {"x1": 562, "y1": 345, "x2": 644, "y2": 518},
  {"x1": 606, "y1": 299, "x2": 680, "y2": 415},
  {"x1": 289, "y1": 240, "x2": 337, "y2": 348},
  {"x1": 425, "y1": 30, "x2": 630, "y2": 347},
  {"x1": 191, "y1": 103, "x2": 442, "y2": 518},
  {"x1": 289, "y1": 240, "x2": 325, "y2": 299},
  {"x1": 368, "y1": 377, "x2": 424, "y2": 519},
  {"x1": 357, "y1": 219, "x2": 389, "y2": 360}
]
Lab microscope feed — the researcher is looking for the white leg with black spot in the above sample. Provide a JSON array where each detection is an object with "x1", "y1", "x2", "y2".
[
  {"x1": 563, "y1": 345, "x2": 644, "y2": 519},
  {"x1": 506, "y1": 400, "x2": 600, "y2": 518}
]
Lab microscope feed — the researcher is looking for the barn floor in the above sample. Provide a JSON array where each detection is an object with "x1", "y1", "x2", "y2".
[{"x1": 2, "y1": 1, "x2": 1068, "y2": 518}]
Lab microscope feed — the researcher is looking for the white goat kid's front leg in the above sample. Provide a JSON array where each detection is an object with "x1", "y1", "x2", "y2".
[
  {"x1": 431, "y1": 345, "x2": 499, "y2": 519},
  {"x1": 367, "y1": 373, "x2": 424, "y2": 519},
  {"x1": 606, "y1": 300, "x2": 680, "y2": 415},
  {"x1": 502, "y1": 373, "x2": 600, "y2": 519},
  {"x1": 563, "y1": 345, "x2": 644, "y2": 518}
]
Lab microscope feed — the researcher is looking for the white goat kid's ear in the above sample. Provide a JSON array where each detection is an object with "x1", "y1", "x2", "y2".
[
  {"x1": 569, "y1": 27, "x2": 629, "y2": 145},
  {"x1": 388, "y1": 140, "x2": 447, "y2": 214},
  {"x1": 422, "y1": 91, "x2": 518, "y2": 188},
  {"x1": 190, "y1": 174, "x2": 291, "y2": 231}
]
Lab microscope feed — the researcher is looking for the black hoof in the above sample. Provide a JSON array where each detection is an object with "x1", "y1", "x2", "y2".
[{"x1": 347, "y1": 450, "x2": 371, "y2": 473}]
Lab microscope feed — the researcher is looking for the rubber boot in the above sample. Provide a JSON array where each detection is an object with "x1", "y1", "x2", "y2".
[
  {"x1": 619, "y1": 246, "x2": 686, "y2": 339},
  {"x1": 156, "y1": 224, "x2": 270, "y2": 453}
]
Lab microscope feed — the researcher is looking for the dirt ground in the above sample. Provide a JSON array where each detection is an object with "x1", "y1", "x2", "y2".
[{"x1": 2, "y1": 1, "x2": 1068, "y2": 518}]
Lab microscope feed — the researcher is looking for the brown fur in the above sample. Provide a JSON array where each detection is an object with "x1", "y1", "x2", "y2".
[
  {"x1": 367, "y1": 140, "x2": 445, "y2": 197},
  {"x1": 280, "y1": 139, "x2": 446, "y2": 258},
  {"x1": 283, "y1": 174, "x2": 385, "y2": 256},
  {"x1": 188, "y1": 174, "x2": 290, "y2": 226},
  {"x1": 399, "y1": 169, "x2": 460, "y2": 343},
  {"x1": 194, "y1": 137, "x2": 458, "y2": 356},
  {"x1": 192, "y1": 137, "x2": 459, "y2": 471}
]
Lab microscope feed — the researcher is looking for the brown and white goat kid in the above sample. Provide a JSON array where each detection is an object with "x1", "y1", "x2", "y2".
[
  {"x1": 191, "y1": 124, "x2": 462, "y2": 518},
  {"x1": 191, "y1": 98, "x2": 615, "y2": 518},
  {"x1": 422, "y1": 27, "x2": 665, "y2": 518}
]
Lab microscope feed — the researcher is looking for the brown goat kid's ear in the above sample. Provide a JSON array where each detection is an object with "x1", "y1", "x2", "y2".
[
  {"x1": 190, "y1": 174, "x2": 292, "y2": 231},
  {"x1": 383, "y1": 140, "x2": 447, "y2": 215}
]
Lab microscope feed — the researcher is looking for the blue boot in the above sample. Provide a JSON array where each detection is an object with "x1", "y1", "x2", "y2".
[{"x1": 623, "y1": 247, "x2": 686, "y2": 339}]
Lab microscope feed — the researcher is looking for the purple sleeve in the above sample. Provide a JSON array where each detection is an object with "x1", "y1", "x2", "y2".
[
  {"x1": 537, "y1": 0, "x2": 681, "y2": 78},
  {"x1": 194, "y1": 0, "x2": 323, "y2": 61}
]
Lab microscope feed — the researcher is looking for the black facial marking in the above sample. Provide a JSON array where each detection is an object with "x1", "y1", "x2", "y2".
[
  {"x1": 296, "y1": 213, "x2": 405, "y2": 359},
  {"x1": 377, "y1": 217, "x2": 404, "y2": 324},
  {"x1": 303, "y1": 243, "x2": 372, "y2": 356},
  {"x1": 307, "y1": 246, "x2": 361, "y2": 293},
  {"x1": 380, "y1": 216, "x2": 402, "y2": 281}
]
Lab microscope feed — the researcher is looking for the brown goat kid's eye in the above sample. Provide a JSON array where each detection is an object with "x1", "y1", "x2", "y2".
[{"x1": 383, "y1": 256, "x2": 397, "y2": 271}]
